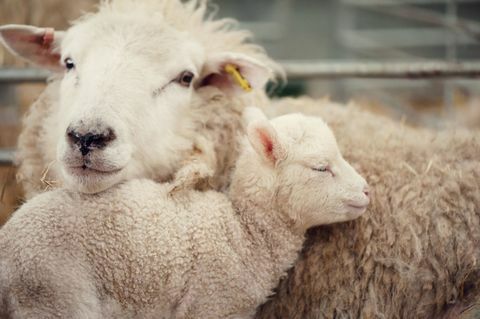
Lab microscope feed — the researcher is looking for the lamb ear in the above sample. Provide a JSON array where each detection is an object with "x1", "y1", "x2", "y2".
[
  {"x1": 243, "y1": 106, "x2": 268, "y2": 128},
  {"x1": 247, "y1": 119, "x2": 285, "y2": 166},
  {"x1": 0, "y1": 24, "x2": 64, "y2": 71},
  {"x1": 199, "y1": 52, "x2": 271, "y2": 96}
]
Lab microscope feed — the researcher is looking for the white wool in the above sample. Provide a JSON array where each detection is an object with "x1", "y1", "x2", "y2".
[{"x1": 0, "y1": 110, "x2": 368, "y2": 318}]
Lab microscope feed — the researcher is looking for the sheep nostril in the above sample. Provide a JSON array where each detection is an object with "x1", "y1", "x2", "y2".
[
  {"x1": 102, "y1": 128, "x2": 116, "y2": 144},
  {"x1": 67, "y1": 128, "x2": 81, "y2": 145}
]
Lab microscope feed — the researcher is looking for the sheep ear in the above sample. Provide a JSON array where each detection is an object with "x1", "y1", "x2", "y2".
[
  {"x1": 199, "y1": 52, "x2": 271, "y2": 96},
  {"x1": 0, "y1": 24, "x2": 64, "y2": 71},
  {"x1": 247, "y1": 119, "x2": 285, "y2": 165}
]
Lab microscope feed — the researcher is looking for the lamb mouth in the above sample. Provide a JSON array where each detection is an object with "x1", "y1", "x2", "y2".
[
  {"x1": 348, "y1": 204, "x2": 368, "y2": 210},
  {"x1": 347, "y1": 204, "x2": 368, "y2": 215}
]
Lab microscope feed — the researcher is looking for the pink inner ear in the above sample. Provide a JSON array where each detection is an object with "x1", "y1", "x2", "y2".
[
  {"x1": 257, "y1": 128, "x2": 275, "y2": 162},
  {"x1": 42, "y1": 28, "x2": 55, "y2": 48},
  {"x1": 201, "y1": 72, "x2": 233, "y2": 91},
  {"x1": 38, "y1": 28, "x2": 60, "y2": 66},
  {"x1": 4, "y1": 28, "x2": 61, "y2": 68},
  {"x1": 5, "y1": 28, "x2": 49, "y2": 46}
]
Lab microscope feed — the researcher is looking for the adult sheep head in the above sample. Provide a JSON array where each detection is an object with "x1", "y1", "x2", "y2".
[{"x1": 0, "y1": 0, "x2": 277, "y2": 194}]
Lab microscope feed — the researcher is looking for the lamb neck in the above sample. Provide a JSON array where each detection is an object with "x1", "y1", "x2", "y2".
[{"x1": 229, "y1": 186, "x2": 305, "y2": 290}]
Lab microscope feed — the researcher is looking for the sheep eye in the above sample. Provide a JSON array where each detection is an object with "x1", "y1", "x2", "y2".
[
  {"x1": 177, "y1": 71, "x2": 194, "y2": 87},
  {"x1": 64, "y1": 58, "x2": 75, "y2": 71}
]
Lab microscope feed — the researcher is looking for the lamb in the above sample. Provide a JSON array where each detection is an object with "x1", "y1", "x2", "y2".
[
  {"x1": 253, "y1": 97, "x2": 480, "y2": 319},
  {"x1": 0, "y1": 0, "x2": 280, "y2": 197},
  {"x1": 0, "y1": 109, "x2": 369, "y2": 319}
]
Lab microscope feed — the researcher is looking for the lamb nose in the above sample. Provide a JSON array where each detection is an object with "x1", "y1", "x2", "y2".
[
  {"x1": 363, "y1": 185, "x2": 370, "y2": 197},
  {"x1": 66, "y1": 128, "x2": 116, "y2": 156}
]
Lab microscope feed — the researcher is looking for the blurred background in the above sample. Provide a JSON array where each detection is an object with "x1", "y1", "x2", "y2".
[{"x1": 1, "y1": 0, "x2": 480, "y2": 224}]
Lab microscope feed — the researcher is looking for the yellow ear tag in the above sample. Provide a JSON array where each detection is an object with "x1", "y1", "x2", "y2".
[{"x1": 224, "y1": 64, "x2": 252, "y2": 92}]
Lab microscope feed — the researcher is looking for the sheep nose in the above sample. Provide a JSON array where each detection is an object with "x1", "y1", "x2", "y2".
[{"x1": 66, "y1": 127, "x2": 116, "y2": 156}]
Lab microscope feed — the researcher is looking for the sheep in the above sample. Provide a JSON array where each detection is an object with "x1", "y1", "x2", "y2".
[
  {"x1": 0, "y1": 109, "x2": 369, "y2": 319},
  {"x1": 0, "y1": 0, "x2": 281, "y2": 197},
  {"x1": 252, "y1": 97, "x2": 480, "y2": 319}
]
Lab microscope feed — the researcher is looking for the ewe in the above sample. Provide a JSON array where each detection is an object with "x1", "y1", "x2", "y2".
[
  {"x1": 0, "y1": 109, "x2": 369, "y2": 319},
  {"x1": 0, "y1": 0, "x2": 279, "y2": 196},
  {"x1": 256, "y1": 98, "x2": 480, "y2": 319}
]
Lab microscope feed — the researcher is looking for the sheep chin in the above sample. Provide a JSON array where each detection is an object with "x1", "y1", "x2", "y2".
[{"x1": 61, "y1": 165, "x2": 125, "y2": 194}]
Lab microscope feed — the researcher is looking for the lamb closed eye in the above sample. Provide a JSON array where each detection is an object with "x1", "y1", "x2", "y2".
[{"x1": 312, "y1": 166, "x2": 329, "y2": 172}]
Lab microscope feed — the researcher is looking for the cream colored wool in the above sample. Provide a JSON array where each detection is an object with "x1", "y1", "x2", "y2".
[
  {"x1": 8, "y1": 0, "x2": 280, "y2": 197},
  {"x1": 0, "y1": 112, "x2": 368, "y2": 318},
  {"x1": 255, "y1": 98, "x2": 480, "y2": 319}
]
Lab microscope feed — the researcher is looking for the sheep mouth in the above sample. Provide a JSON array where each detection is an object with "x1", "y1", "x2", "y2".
[{"x1": 66, "y1": 165, "x2": 123, "y2": 177}]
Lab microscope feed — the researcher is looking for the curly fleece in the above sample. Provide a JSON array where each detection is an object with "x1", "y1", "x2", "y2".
[{"x1": 256, "y1": 98, "x2": 480, "y2": 319}]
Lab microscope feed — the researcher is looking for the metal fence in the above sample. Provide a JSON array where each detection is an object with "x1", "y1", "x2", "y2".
[{"x1": 2, "y1": 60, "x2": 480, "y2": 84}]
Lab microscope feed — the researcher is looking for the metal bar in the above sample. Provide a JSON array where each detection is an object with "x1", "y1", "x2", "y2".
[
  {"x1": 281, "y1": 61, "x2": 480, "y2": 79},
  {"x1": 444, "y1": 0, "x2": 458, "y2": 116},
  {"x1": 2, "y1": 62, "x2": 480, "y2": 83},
  {"x1": 0, "y1": 68, "x2": 51, "y2": 83},
  {"x1": 341, "y1": 0, "x2": 478, "y2": 5},
  {"x1": 0, "y1": 149, "x2": 14, "y2": 166}
]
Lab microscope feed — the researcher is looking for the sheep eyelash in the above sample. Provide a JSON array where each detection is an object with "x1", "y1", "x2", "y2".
[
  {"x1": 152, "y1": 72, "x2": 195, "y2": 98},
  {"x1": 152, "y1": 84, "x2": 169, "y2": 98},
  {"x1": 152, "y1": 78, "x2": 178, "y2": 97}
]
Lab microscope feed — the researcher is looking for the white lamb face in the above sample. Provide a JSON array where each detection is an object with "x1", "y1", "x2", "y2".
[
  {"x1": 246, "y1": 111, "x2": 369, "y2": 229},
  {"x1": 0, "y1": 14, "x2": 271, "y2": 193}
]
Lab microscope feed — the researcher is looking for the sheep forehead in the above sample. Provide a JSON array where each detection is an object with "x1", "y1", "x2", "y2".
[
  {"x1": 64, "y1": 0, "x2": 279, "y2": 75},
  {"x1": 63, "y1": 13, "x2": 205, "y2": 70},
  {"x1": 59, "y1": 0, "x2": 278, "y2": 84}
]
